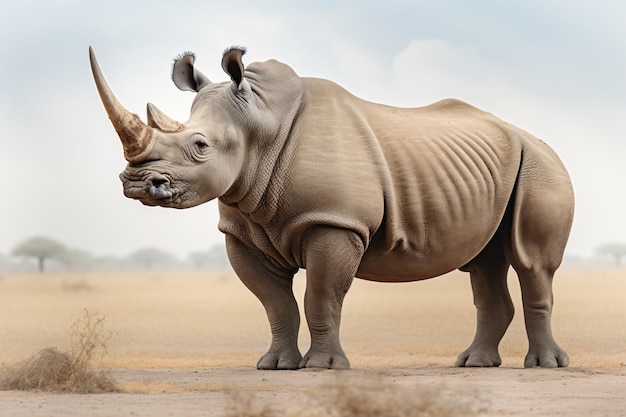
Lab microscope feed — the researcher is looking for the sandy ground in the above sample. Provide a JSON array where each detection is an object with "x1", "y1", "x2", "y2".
[
  {"x1": 0, "y1": 268, "x2": 625, "y2": 416},
  {"x1": 1, "y1": 367, "x2": 625, "y2": 417}
]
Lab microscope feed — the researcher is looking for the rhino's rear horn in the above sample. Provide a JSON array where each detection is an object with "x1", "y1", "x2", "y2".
[
  {"x1": 147, "y1": 103, "x2": 184, "y2": 133},
  {"x1": 89, "y1": 46, "x2": 156, "y2": 161}
]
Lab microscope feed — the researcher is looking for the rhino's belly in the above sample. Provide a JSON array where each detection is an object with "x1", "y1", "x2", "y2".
[
  {"x1": 356, "y1": 221, "x2": 497, "y2": 282},
  {"x1": 356, "y1": 254, "x2": 453, "y2": 282}
]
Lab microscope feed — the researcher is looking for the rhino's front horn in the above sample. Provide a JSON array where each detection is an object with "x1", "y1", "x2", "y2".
[{"x1": 89, "y1": 46, "x2": 155, "y2": 161}]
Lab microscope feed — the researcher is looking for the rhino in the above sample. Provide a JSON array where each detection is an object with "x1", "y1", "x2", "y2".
[{"x1": 89, "y1": 45, "x2": 574, "y2": 369}]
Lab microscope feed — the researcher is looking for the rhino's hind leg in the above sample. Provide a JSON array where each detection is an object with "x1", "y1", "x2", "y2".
[
  {"x1": 299, "y1": 226, "x2": 363, "y2": 369},
  {"x1": 512, "y1": 248, "x2": 570, "y2": 368},
  {"x1": 225, "y1": 235, "x2": 302, "y2": 370},
  {"x1": 509, "y1": 148, "x2": 573, "y2": 368},
  {"x1": 515, "y1": 268, "x2": 569, "y2": 368},
  {"x1": 456, "y1": 237, "x2": 514, "y2": 367}
]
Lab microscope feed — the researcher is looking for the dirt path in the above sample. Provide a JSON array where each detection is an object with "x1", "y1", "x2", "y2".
[{"x1": 1, "y1": 367, "x2": 624, "y2": 417}]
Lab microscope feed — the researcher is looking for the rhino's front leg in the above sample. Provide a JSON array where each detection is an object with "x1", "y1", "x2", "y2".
[
  {"x1": 225, "y1": 235, "x2": 302, "y2": 370},
  {"x1": 299, "y1": 226, "x2": 364, "y2": 369}
]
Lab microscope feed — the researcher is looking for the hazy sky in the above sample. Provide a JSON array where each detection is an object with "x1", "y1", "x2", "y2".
[{"x1": 1, "y1": 1, "x2": 624, "y2": 260}]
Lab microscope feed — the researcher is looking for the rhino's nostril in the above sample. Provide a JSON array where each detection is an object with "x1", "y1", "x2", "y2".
[
  {"x1": 146, "y1": 175, "x2": 173, "y2": 200},
  {"x1": 149, "y1": 175, "x2": 169, "y2": 188}
]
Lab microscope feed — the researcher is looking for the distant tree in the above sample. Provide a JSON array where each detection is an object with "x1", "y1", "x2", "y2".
[
  {"x1": 188, "y1": 244, "x2": 229, "y2": 269},
  {"x1": 59, "y1": 248, "x2": 95, "y2": 270},
  {"x1": 12, "y1": 236, "x2": 67, "y2": 273},
  {"x1": 125, "y1": 247, "x2": 179, "y2": 269},
  {"x1": 596, "y1": 243, "x2": 626, "y2": 266}
]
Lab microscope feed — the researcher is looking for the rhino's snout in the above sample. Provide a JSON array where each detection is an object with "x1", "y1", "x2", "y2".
[
  {"x1": 119, "y1": 170, "x2": 176, "y2": 206},
  {"x1": 147, "y1": 174, "x2": 173, "y2": 199}
]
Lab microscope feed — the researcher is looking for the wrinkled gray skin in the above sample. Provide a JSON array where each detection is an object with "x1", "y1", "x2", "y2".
[{"x1": 90, "y1": 46, "x2": 574, "y2": 369}]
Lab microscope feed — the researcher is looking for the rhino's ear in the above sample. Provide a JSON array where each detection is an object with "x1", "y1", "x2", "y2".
[
  {"x1": 221, "y1": 46, "x2": 247, "y2": 90},
  {"x1": 172, "y1": 52, "x2": 211, "y2": 92}
]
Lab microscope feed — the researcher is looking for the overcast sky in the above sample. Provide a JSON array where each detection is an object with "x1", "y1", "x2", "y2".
[{"x1": 1, "y1": 1, "x2": 624, "y2": 260}]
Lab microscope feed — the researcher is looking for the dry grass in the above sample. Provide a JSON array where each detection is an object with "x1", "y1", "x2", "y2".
[
  {"x1": 224, "y1": 378, "x2": 484, "y2": 417},
  {"x1": 0, "y1": 309, "x2": 119, "y2": 393}
]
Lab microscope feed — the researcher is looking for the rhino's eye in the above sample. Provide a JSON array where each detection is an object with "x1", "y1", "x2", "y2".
[{"x1": 195, "y1": 140, "x2": 209, "y2": 151}]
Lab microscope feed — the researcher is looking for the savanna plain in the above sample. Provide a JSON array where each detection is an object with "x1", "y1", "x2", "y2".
[{"x1": 0, "y1": 267, "x2": 624, "y2": 417}]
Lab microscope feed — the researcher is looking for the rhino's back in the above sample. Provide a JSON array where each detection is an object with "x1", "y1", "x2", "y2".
[{"x1": 356, "y1": 98, "x2": 525, "y2": 280}]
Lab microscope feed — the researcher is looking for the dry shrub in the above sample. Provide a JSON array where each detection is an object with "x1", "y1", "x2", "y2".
[
  {"x1": 0, "y1": 309, "x2": 119, "y2": 393},
  {"x1": 224, "y1": 378, "x2": 485, "y2": 417}
]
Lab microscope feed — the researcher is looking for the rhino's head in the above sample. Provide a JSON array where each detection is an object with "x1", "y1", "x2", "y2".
[{"x1": 90, "y1": 46, "x2": 300, "y2": 209}]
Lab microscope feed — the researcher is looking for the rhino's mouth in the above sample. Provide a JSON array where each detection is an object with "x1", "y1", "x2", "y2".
[{"x1": 120, "y1": 171, "x2": 182, "y2": 208}]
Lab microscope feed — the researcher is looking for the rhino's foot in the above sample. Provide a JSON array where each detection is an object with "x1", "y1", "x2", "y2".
[
  {"x1": 454, "y1": 347, "x2": 502, "y2": 367},
  {"x1": 524, "y1": 346, "x2": 569, "y2": 368},
  {"x1": 257, "y1": 349, "x2": 302, "y2": 370},
  {"x1": 299, "y1": 350, "x2": 350, "y2": 369}
]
